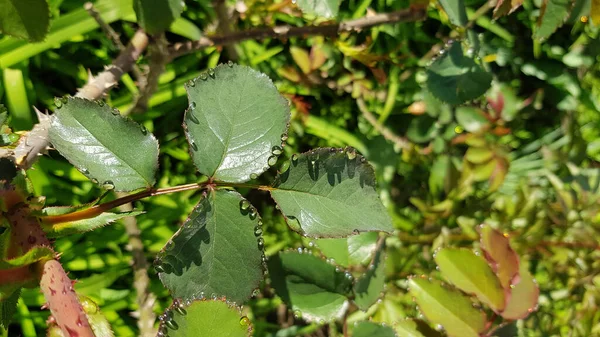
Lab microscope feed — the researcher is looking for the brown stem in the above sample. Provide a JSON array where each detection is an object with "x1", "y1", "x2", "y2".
[
  {"x1": 356, "y1": 98, "x2": 410, "y2": 150},
  {"x1": 168, "y1": 8, "x2": 427, "y2": 59},
  {"x1": 39, "y1": 260, "x2": 95, "y2": 337},
  {"x1": 84, "y1": 2, "x2": 125, "y2": 50},
  {"x1": 128, "y1": 34, "x2": 169, "y2": 114}
]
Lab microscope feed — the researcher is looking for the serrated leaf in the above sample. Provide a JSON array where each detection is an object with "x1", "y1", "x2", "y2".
[
  {"x1": 159, "y1": 299, "x2": 250, "y2": 337},
  {"x1": 315, "y1": 231, "x2": 379, "y2": 268},
  {"x1": 184, "y1": 64, "x2": 290, "y2": 183},
  {"x1": 434, "y1": 248, "x2": 505, "y2": 311},
  {"x1": 501, "y1": 262, "x2": 539, "y2": 320},
  {"x1": 533, "y1": 0, "x2": 574, "y2": 41},
  {"x1": 456, "y1": 107, "x2": 490, "y2": 133},
  {"x1": 290, "y1": 47, "x2": 311, "y2": 74},
  {"x1": 270, "y1": 148, "x2": 393, "y2": 238},
  {"x1": 267, "y1": 251, "x2": 352, "y2": 322},
  {"x1": 133, "y1": 0, "x2": 184, "y2": 35},
  {"x1": 158, "y1": 189, "x2": 263, "y2": 304},
  {"x1": 41, "y1": 209, "x2": 143, "y2": 238},
  {"x1": 295, "y1": 0, "x2": 341, "y2": 18},
  {"x1": 49, "y1": 97, "x2": 159, "y2": 192},
  {"x1": 0, "y1": 288, "x2": 20, "y2": 329},
  {"x1": 493, "y1": 0, "x2": 524, "y2": 18},
  {"x1": 0, "y1": 246, "x2": 54, "y2": 269},
  {"x1": 426, "y1": 42, "x2": 492, "y2": 105},
  {"x1": 479, "y1": 225, "x2": 519, "y2": 290},
  {"x1": 353, "y1": 321, "x2": 397, "y2": 337},
  {"x1": 0, "y1": 246, "x2": 54, "y2": 300},
  {"x1": 354, "y1": 241, "x2": 386, "y2": 311},
  {"x1": 439, "y1": 0, "x2": 468, "y2": 26},
  {"x1": 0, "y1": 0, "x2": 50, "y2": 42},
  {"x1": 408, "y1": 278, "x2": 486, "y2": 337}
]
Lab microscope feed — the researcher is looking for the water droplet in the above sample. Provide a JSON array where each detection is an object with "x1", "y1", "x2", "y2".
[
  {"x1": 291, "y1": 154, "x2": 299, "y2": 165},
  {"x1": 352, "y1": 229, "x2": 360, "y2": 235},
  {"x1": 165, "y1": 319, "x2": 179, "y2": 330},
  {"x1": 257, "y1": 238, "x2": 265, "y2": 249},
  {"x1": 102, "y1": 181, "x2": 115, "y2": 190},
  {"x1": 91, "y1": 178, "x2": 99, "y2": 184},
  {"x1": 97, "y1": 101, "x2": 105, "y2": 107},
  {"x1": 61, "y1": 96, "x2": 68, "y2": 104},
  {"x1": 208, "y1": 68, "x2": 215, "y2": 78},
  {"x1": 111, "y1": 108, "x2": 120, "y2": 116},
  {"x1": 189, "y1": 102, "x2": 197, "y2": 109},
  {"x1": 190, "y1": 141, "x2": 198, "y2": 151},
  {"x1": 254, "y1": 227, "x2": 263, "y2": 236},
  {"x1": 272, "y1": 145, "x2": 283, "y2": 156},
  {"x1": 344, "y1": 272, "x2": 353, "y2": 280},
  {"x1": 297, "y1": 247, "x2": 303, "y2": 254},
  {"x1": 228, "y1": 61, "x2": 234, "y2": 67},
  {"x1": 174, "y1": 305, "x2": 187, "y2": 316},
  {"x1": 249, "y1": 208, "x2": 258, "y2": 220},
  {"x1": 155, "y1": 264, "x2": 165, "y2": 273},
  {"x1": 240, "y1": 200, "x2": 251, "y2": 211},
  {"x1": 80, "y1": 168, "x2": 89, "y2": 175},
  {"x1": 54, "y1": 98, "x2": 63, "y2": 108},
  {"x1": 200, "y1": 73, "x2": 208, "y2": 81},
  {"x1": 188, "y1": 112, "x2": 200, "y2": 124},
  {"x1": 346, "y1": 148, "x2": 357, "y2": 160},
  {"x1": 189, "y1": 79, "x2": 196, "y2": 87},
  {"x1": 308, "y1": 241, "x2": 315, "y2": 247},
  {"x1": 250, "y1": 173, "x2": 258, "y2": 180},
  {"x1": 293, "y1": 310, "x2": 302, "y2": 318},
  {"x1": 281, "y1": 134, "x2": 288, "y2": 142},
  {"x1": 140, "y1": 125, "x2": 148, "y2": 135},
  {"x1": 239, "y1": 316, "x2": 250, "y2": 328},
  {"x1": 268, "y1": 155, "x2": 278, "y2": 166}
]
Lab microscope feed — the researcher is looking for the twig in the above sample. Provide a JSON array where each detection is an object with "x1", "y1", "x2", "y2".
[
  {"x1": 356, "y1": 98, "x2": 410, "y2": 150},
  {"x1": 128, "y1": 34, "x2": 169, "y2": 114},
  {"x1": 118, "y1": 194, "x2": 156, "y2": 337},
  {"x1": 168, "y1": 7, "x2": 427, "y2": 59},
  {"x1": 214, "y1": 0, "x2": 239, "y2": 60}
]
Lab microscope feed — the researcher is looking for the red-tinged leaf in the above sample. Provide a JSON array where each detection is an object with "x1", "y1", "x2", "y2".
[
  {"x1": 493, "y1": 0, "x2": 524, "y2": 18},
  {"x1": 479, "y1": 225, "x2": 519, "y2": 290},
  {"x1": 488, "y1": 157, "x2": 509, "y2": 191},
  {"x1": 278, "y1": 66, "x2": 301, "y2": 83},
  {"x1": 310, "y1": 46, "x2": 327, "y2": 71},
  {"x1": 501, "y1": 262, "x2": 539, "y2": 320}
]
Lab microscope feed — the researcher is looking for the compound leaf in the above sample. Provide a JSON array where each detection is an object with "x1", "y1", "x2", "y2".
[
  {"x1": 408, "y1": 278, "x2": 486, "y2": 337},
  {"x1": 133, "y1": 0, "x2": 184, "y2": 35},
  {"x1": 267, "y1": 251, "x2": 353, "y2": 322},
  {"x1": 49, "y1": 97, "x2": 159, "y2": 192},
  {"x1": 270, "y1": 148, "x2": 393, "y2": 238},
  {"x1": 184, "y1": 64, "x2": 290, "y2": 183},
  {"x1": 0, "y1": 0, "x2": 50, "y2": 42},
  {"x1": 157, "y1": 189, "x2": 264, "y2": 304},
  {"x1": 434, "y1": 248, "x2": 505, "y2": 312}
]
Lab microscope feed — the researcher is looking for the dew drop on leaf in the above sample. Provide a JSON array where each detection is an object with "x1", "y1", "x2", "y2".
[
  {"x1": 174, "y1": 305, "x2": 187, "y2": 316},
  {"x1": 208, "y1": 68, "x2": 215, "y2": 78},
  {"x1": 240, "y1": 200, "x2": 251, "y2": 211},
  {"x1": 281, "y1": 134, "x2": 288, "y2": 142},
  {"x1": 102, "y1": 181, "x2": 115, "y2": 190},
  {"x1": 140, "y1": 125, "x2": 148, "y2": 135},
  {"x1": 291, "y1": 154, "x2": 299, "y2": 164},
  {"x1": 254, "y1": 227, "x2": 263, "y2": 236},
  {"x1": 97, "y1": 101, "x2": 104, "y2": 107},
  {"x1": 200, "y1": 73, "x2": 208, "y2": 81},
  {"x1": 189, "y1": 102, "x2": 197, "y2": 109},
  {"x1": 272, "y1": 145, "x2": 283, "y2": 156},
  {"x1": 54, "y1": 98, "x2": 63, "y2": 108},
  {"x1": 239, "y1": 316, "x2": 251, "y2": 328},
  {"x1": 155, "y1": 264, "x2": 165, "y2": 273},
  {"x1": 190, "y1": 141, "x2": 198, "y2": 151},
  {"x1": 61, "y1": 96, "x2": 68, "y2": 104},
  {"x1": 188, "y1": 112, "x2": 200, "y2": 124},
  {"x1": 165, "y1": 319, "x2": 179, "y2": 330},
  {"x1": 346, "y1": 148, "x2": 357, "y2": 160},
  {"x1": 257, "y1": 237, "x2": 265, "y2": 249},
  {"x1": 268, "y1": 155, "x2": 278, "y2": 166},
  {"x1": 111, "y1": 108, "x2": 120, "y2": 116},
  {"x1": 228, "y1": 60, "x2": 234, "y2": 67},
  {"x1": 250, "y1": 173, "x2": 258, "y2": 180}
]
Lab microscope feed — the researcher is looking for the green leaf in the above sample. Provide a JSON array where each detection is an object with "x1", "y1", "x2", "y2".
[
  {"x1": 315, "y1": 231, "x2": 379, "y2": 268},
  {"x1": 426, "y1": 43, "x2": 492, "y2": 105},
  {"x1": 408, "y1": 278, "x2": 486, "y2": 337},
  {"x1": 439, "y1": 0, "x2": 468, "y2": 26},
  {"x1": 0, "y1": 0, "x2": 50, "y2": 42},
  {"x1": 133, "y1": 0, "x2": 184, "y2": 35},
  {"x1": 49, "y1": 97, "x2": 159, "y2": 192},
  {"x1": 354, "y1": 241, "x2": 386, "y2": 311},
  {"x1": 290, "y1": 47, "x2": 311, "y2": 74},
  {"x1": 434, "y1": 248, "x2": 505, "y2": 311},
  {"x1": 393, "y1": 319, "x2": 427, "y2": 337},
  {"x1": 157, "y1": 189, "x2": 264, "y2": 304},
  {"x1": 533, "y1": 0, "x2": 573, "y2": 41},
  {"x1": 159, "y1": 299, "x2": 251, "y2": 337},
  {"x1": 267, "y1": 251, "x2": 353, "y2": 322},
  {"x1": 479, "y1": 225, "x2": 519, "y2": 290},
  {"x1": 464, "y1": 147, "x2": 494, "y2": 164},
  {"x1": 0, "y1": 246, "x2": 54, "y2": 269},
  {"x1": 295, "y1": 0, "x2": 341, "y2": 18},
  {"x1": 184, "y1": 64, "x2": 290, "y2": 183},
  {"x1": 0, "y1": 287, "x2": 20, "y2": 329},
  {"x1": 270, "y1": 148, "x2": 393, "y2": 238},
  {"x1": 455, "y1": 107, "x2": 490, "y2": 133},
  {"x1": 41, "y1": 208, "x2": 143, "y2": 238},
  {"x1": 406, "y1": 116, "x2": 437, "y2": 143},
  {"x1": 353, "y1": 321, "x2": 397, "y2": 337},
  {"x1": 501, "y1": 262, "x2": 539, "y2": 320}
]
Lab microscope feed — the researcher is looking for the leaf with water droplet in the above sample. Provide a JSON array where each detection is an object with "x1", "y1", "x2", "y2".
[
  {"x1": 295, "y1": 0, "x2": 341, "y2": 18},
  {"x1": 353, "y1": 321, "x2": 396, "y2": 337},
  {"x1": 315, "y1": 232, "x2": 378, "y2": 268},
  {"x1": 159, "y1": 299, "x2": 250, "y2": 337},
  {"x1": 479, "y1": 224, "x2": 519, "y2": 290},
  {"x1": 158, "y1": 190, "x2": 263, "y2": 303},
  {"x1": 268, "y1": 251, "x2": 352, "y2": 322},
  {"x1": 408, "y1": 278, "x2": 486, "y2": 337},
  {"x1": 500, "y1": 261, "x2": 539, "y2": 320},
  {"x1": 354, "y1": 240, "x2": 386, "y2": 311},
  {"x1": 49, "y1": 97, "x2": 159, "y2": 191},
  {"x1": 270, "y1": 148, "x2": 392, "y2": 238},
  {"x1": 184, "y1": 64, "x2": 290, "y2": 183}
]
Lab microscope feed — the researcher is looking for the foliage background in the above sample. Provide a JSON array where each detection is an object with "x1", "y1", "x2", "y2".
[{"x1": 1, "y1": 0, "x2": 599, "y2": 335}]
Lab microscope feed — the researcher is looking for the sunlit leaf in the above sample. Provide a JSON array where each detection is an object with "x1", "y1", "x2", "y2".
[
  {"x1": 133, "y1": 0, "x2": 184, "y2": 35},
  {"x1": 157, "y1": 190, "x2": 264, "y2": 303},
  {"x1": 353, "y1": 321, "x2": 397, "y2": 337},
  {"x1": 267, "y1": 251, "x2": 352, "y2": 322},
  {"x1": 501, "y1": 262, "x2": 539, "y2": 320},
  {"x1": 394, "y1": 319, "x2": 427, "y2": 337},
  {"x1": 270, "y1": 148, "x2": 393, "y2": 238},
  {"x1": 49, "y1": 97, "x2": 159, "y2": 192},
  {"x1": 40, "y1": 206, "x2": 143, "y2": 238},
  {"x1": 184, "y1": 64, "x2": 290, "y2": 183},
  {"x1": 438, "y1": 0, "x2": 468, "y2": 26},
  {"x1": 0, "y1": 0, "x2": 49, "y2": 42},
  {"x1": 295, "y1": 0, "x2": 341, "y2": 18},
  {"x1": 290, "y1": 47, "x2": 311, "y2": 74},
  {"x1": 479, "y1": 225, "x2": 519, "y2": 290},
  {"x1": 315, "y1": 232, "x2": 379, "y2": 268},
  {"x1": 408, "y1": 277, "x2": 486, "y2": 337},
  {"x1": 434, "y1": 248, "x2": 506, "y2": 311}
]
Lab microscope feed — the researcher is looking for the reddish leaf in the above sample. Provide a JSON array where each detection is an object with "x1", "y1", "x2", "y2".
[
  {"x1": 479, "y1": 225, "x2": 519, "y2": 290},
  {"x1": 493, "y1": 0, "x2": 524, "y2": 18},
  {"x1": 501, "y1": 262, "x2": 540, "y2": 320}
]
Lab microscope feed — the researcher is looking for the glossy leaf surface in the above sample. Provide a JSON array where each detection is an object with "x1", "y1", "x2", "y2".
[
  {"x1": 267, "y1": 251, "x2": 353, "y2": 322},
  {"x1": 270, "y1": 148, "x2": 393, "y2": 237},
  {"x1": 315, "y1": 232, "x2": 378, "y2": 267},
  {"x1": 295, "y1": 0, "x2": 341, "y2": 18},
  {"x1": 435, "y1": 248, "x2": 506, "y2": 311},
  {"x1": 49, "y1": 97, "x2": 159, "y2": 191},
  {"x1": 0, "y1": 0, "x2": 49, "y2": 42},
  {"x1": 408, "y1": 278, "x2": 486, "y2": 337},
  {"x1": 184, "y1": 64, "x2": 290, "y2": 183},
  {"x1": 479, "y1": 225, "x2": 519, "y2": 289},
  {"x1": 158, "y1": 190, "x2": 264, "y2": 303}
]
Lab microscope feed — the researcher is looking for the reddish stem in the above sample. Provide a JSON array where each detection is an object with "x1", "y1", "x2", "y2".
[{"x1": 39, "y1": 260, "x2": 95, "y2": 337}]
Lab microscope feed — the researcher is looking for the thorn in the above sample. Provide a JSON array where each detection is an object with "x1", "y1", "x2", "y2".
[
  {"x1": 87, "y1": 69, "x2": 94, "y2": 82},
  {"x1": 41, "y1": 303, "x2": 49, "y2": 310}
]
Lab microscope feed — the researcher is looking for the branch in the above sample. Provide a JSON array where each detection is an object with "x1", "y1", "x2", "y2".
[
  {"x1": 356, "y1": 98, "x2": 410, "y2": 150},
  {"x1": 128, "y1": 34, "x2": 169, "y2": 114},
  {"x1": 168, "y1": 7, "x2": 427, "y2": 59},
  {"x1": 214, "y1": 0, "x2": 239, "y2": 60}
]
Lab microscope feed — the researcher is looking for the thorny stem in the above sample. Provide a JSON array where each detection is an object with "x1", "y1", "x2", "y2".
[{"x1": 39, "y1": 181, "x2": 275, "y2": 225}]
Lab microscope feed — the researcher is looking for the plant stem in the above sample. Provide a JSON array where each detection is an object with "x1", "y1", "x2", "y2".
[{"x1": 40, "y1": 183, "x2": 207, "y2": 225}]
